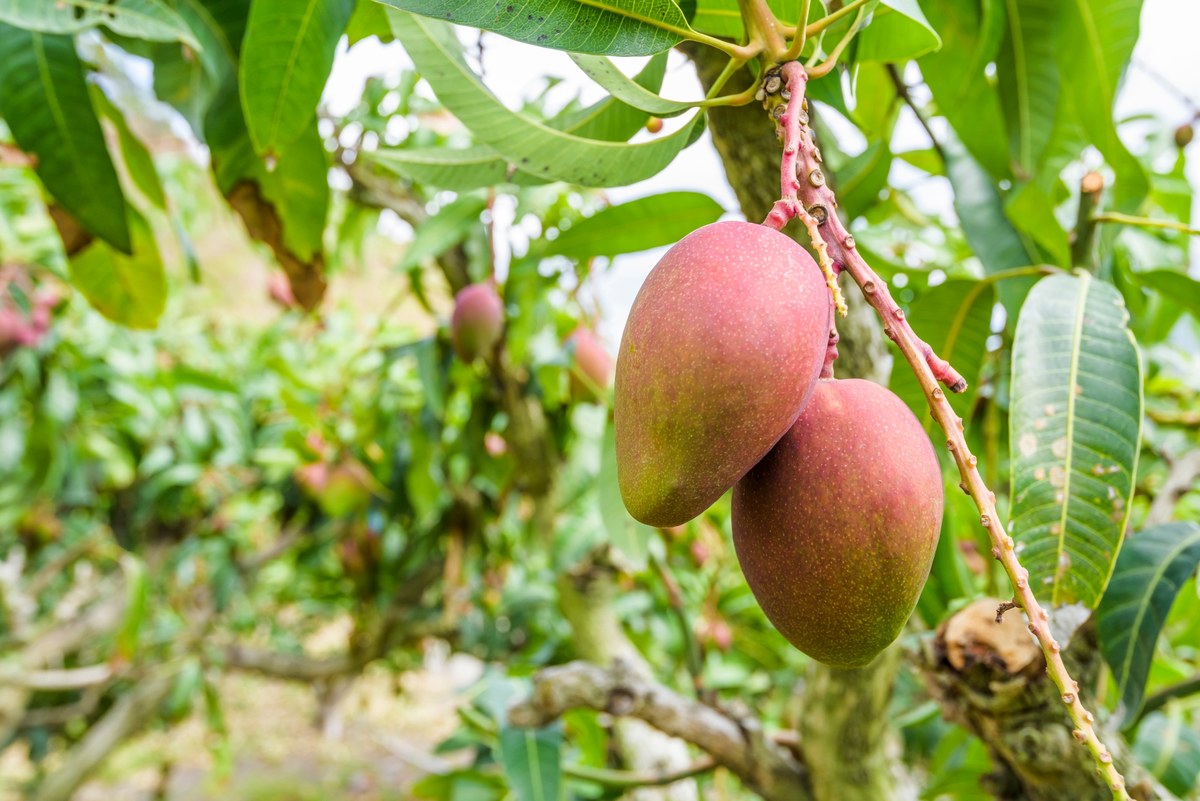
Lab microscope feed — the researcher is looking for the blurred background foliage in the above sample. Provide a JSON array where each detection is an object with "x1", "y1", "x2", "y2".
[{"x1": 0, "y1": 1, "x2": 1198, "y2": 800}]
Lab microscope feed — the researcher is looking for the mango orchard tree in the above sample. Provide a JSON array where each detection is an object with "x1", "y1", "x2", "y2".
[{"x1": 1, "y1": 1, "x2": 1199, "y2": 800}]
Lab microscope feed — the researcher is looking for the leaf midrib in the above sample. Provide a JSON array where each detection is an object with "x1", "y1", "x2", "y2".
[
  {"x1": 33, "y1": 34, "x2": 90, "y2": 213},
  {"x1": 1004, "y1": 0, "x2": 1031, "y2": 170},
  {"x1": 263, "y1": 0, "x2": 321, "y2": 154},
  {"x1": 1051, "y1": 272, "x2": 1089, "y2": 606}
]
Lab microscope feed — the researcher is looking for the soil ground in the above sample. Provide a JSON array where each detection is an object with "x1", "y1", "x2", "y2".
[{"x1": 2, "y1": 647, "x2": 484, "y2": 801}]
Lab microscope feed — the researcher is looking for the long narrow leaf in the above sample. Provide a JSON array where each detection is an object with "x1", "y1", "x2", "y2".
[
  {"x1": 1096, "y1": 522, "x2": 1200, "y2": 726},
  {"x1": 0, "y1": 0, "x2": 198, "y2": 47},
  {"x1": 543, "y1": 191, "x2": 723, "y2": 259},
  {"x1": 387, "y1": 10, "x2": 705, "y2": 188},
  {"x1": 0, "y1": 25, "x2": 131, "y2": 251},
  {"x1": 569, "y1": 54, "x2": 697, "y2": 116},
  {"x1": 1009, "y1": 273, "x2": 1142, "y2": 610},
  {"x1": 375, "y1": 0, "x2": 689, "y2": 56},
  {"x1": 239, "y1": 0, "x2": 354, "y2": 157}
]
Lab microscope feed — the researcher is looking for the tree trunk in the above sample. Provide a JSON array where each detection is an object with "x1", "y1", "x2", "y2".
[
  {"x1": 923, "y1": 599, "x2": 1161, "y2": 801},
  {"x1": 557, "y1": 551, "x2": 700, "y2": 801}
]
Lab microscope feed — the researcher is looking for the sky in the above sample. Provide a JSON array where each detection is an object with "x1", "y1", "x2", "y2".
[{"x1": 325, "y1": 0, "x2": 1200, "y2": 351}]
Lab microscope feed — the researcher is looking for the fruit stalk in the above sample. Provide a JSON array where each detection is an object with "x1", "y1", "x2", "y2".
[{"x1": 764, "y1": 60, "x2": 1131, "y2": 800}]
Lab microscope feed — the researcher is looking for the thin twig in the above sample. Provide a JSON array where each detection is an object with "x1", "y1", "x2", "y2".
[
  {"x1": 766, "y1": 61, "x2": 1131, "y2": 800},
  {"x1": 1092, "y1": 212, "x2": 1200, "y2": 237},
  {"x1": 806, "y1": 8, "x2": 864, "y2": 76},
  {"x1": 780, "y1": 0, "x2": 812, "y2": 61},
  {"x1": 1073, "y1": 172, "x2": 1106, "y2": 267},
  {"x1": 886, "y1": 65, "x2": 944, "y2": 159},
  {"x1": 566, "y1": 757, "x2": 718, "y2": 789}
]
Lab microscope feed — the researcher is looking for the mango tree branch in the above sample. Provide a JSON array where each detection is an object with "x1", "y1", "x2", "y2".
[
  {"x1": 508, "y1": 659, "x2": 811, "y2": 801},
  {"x1": 767, "y1": 60, "x2": 1130, "y2": 800},
  {"x1": 565, "y1": 757, "x2": 717, "y2": 789}
]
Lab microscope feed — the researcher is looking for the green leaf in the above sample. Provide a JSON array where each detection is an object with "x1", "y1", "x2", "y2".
[
  {"x1": 1004, "y1": 181, "x2": 1069, "y2": 268},
  {"x1": 919, "y1": 0, "x2": 1010, "y2": 179},
  {"x1": 497, "y1": 725, "x2": 562, "y2": 801},
  {"x1": 375, "y1": 0, "x2": 690, "y2": 56},
  {"x1": 996, "y1": 0, "x2": 1059, "y2": 177},
  {"x1": 896, "y1": 147, "x2": 943, "y2": 176},
  {"x1": 889, "y1": 278, "x2": 995, "y2": 425},
  {"x1": 598, "y1": 419, "x2": 652, "y2": 570},
  {"x1": 1133, "y1": 269, "x2": 1200, "y2": 321},
  {"x1": 239, "y1": 0, "x2": 354, "y2": 157},
  {"x1": 1131, "y1": 710, "x2": 1200, "y2": 797},
  {"x1": 1009, "y1": 273, "x2": 1142, "y2": 609},
  {"x1": 116, "y1": 554, "x2": 149, "y2": 659},
  {"x1": 1053, "y1": 0, "x2": 1148, "y2": 211},
  {"x1": 90, "y1": 86, "x2": 167, "y2": 208},
  {"x1": 1096, "y1": 522, "x2": 1200, "y2": 726},
  {"x1": 257, "y1": 124, "x2": 331, "y2": 262},
  {"x1": 691, "y1": 0, "x2": 743, "y2": 38},
  {"x1": 553, "y1": 52, "x2": 668, "y2": 141},
  {"x1": 857, "y1": 0, "x2": 941, "y2": 62},
  {"x1": 398, "y1": 195, "x2": 489, "y2": 271},
  {"x1": 69, "y1": 206, "x2": 168, "y2": 329},
  {"x1": 835, "y1": 141, "x2": 893, "y2": 219},
  {"x1": 0, "y1": 25, "x2": 131, "y2": 252},
  {"x1": 366, "y1": 54, "x2": 673, "y2": 190},
  {"x1": 0, "y1": 0, "x2": 199, "y2": 48},
  {"x1": 367, "y1": 146, "x2": 535, "y2": 191},
  {"x1": 346, "y1": 0, "x2": 395, "y2": 43},
  {"x1": 387, "y1": 10, "x2": 705, "y2": 187},
  {"x1": 543, "y1": 192, "x2": 722, "y2": 259},
  {"x1": 569, "y1": 54, "x2": 697, "y2": 117},
  {"x1": 412, "y1": 770, "x2": 507, "y2": 801},
  {"x1": 690, "y1": 0, "x2": 808, "y2": 39},
  {"x1": 916, "y1": 476, "x2": 980, "y2": 627},
  {"x1": 942, "y1": 132, "x2": 1036, "y2": 275}
]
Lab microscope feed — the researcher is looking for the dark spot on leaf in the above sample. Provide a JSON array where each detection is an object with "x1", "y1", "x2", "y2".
[
  {"x1": 538, "y1": 15, "x2": 545, "y2": 21},
  {"x1": 537, "y1": 33, "x2": 547, "y2": 41},
  {"x1": 527, "y1": 14, "x2": 533, "y2": 19},
  {"x1": 506, "y1": 4, "x2": 513, "y2": 10}
]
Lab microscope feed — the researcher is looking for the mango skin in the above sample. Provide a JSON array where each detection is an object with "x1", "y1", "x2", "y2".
[
  {"x1": 615, "y1": 220, "x2": 831, "y2": 527},
  {"x1": 566, "y1": 326, "x2": 612, "y2": 400},
  {"x1": 732, "y1": 379, "x2": 943, "y2": 668},
  {"x1": 450, "y1": 282, "x2": 504, "y2": 362}
]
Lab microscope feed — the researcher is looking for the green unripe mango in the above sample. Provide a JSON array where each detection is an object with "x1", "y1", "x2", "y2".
[
  {"x1": 615, "y1": 221, "x2": 831, "y2": 527},
  {"x1": 732, "y1": 378, "x2": 943, "y2": 668},
  {"x1": 451, "y1": 282, "x2": 504, "y2": 362}
]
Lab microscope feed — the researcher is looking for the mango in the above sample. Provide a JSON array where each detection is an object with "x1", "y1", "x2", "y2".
[
  {"x1": 566, "y1": 326, "x2": 612, "y2": 400},
  {"x1": 615, "y1": 221, "x2": 830, "y2": 527},
  {"x1": 450, "y1": 282, "x2": 503, "y2": 362},
  {"x1": 732, "y1": 378, "x2": 943, "y2": 668}
]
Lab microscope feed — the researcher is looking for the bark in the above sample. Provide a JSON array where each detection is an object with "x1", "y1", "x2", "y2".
[
  {"x1": 32, "y1": 670, "x2": 177, "y2": 801},
  {"x1": 509, "y1": 659, "x2": 810, "y2": 801},
  {"x1": 922, "y1": 599, "x2": 1161, "y2": 801},
  {"x1": 556, "y1": 548, "x2": 700, "y2": 801},
  {"x1": 795, "y1": 644, "x2": 914, "y2": 801}
]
